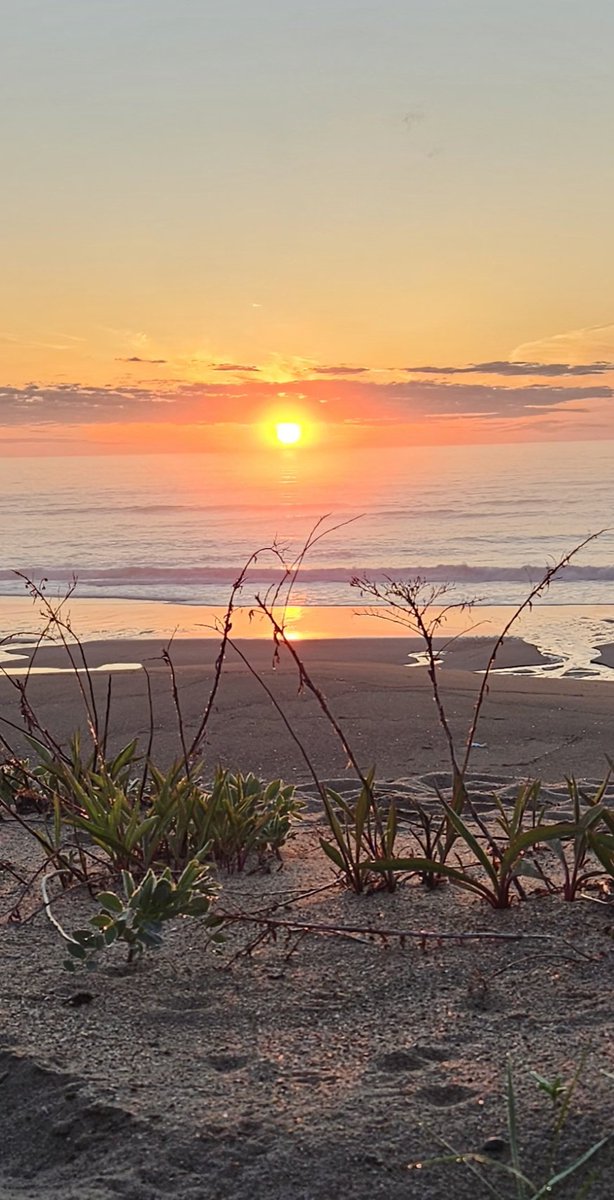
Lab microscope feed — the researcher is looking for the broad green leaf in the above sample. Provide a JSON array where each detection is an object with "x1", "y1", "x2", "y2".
[
  {"x1": 319, "y1": 839, "x2": 346, "y2": 871},
  {"x1": 121, "y1": 870, "x2": 136, "y2": 897},
  {"x1": 438, "y1": 799, "x2": 498, "y2": 884},
  {"x1": 364, "y1": 856, "x2": 492, "y2": 900},
  {"x1": 110, "y1": 739, "x2": 139, "y2": 777},
  {"x1": 90, "y1": 913, "x2": 114, "y2": 929},
  {"x1": 66, "y1": 941, "x2": 87, "y2": 960},
  {"x1": 500, "y1": 822, "x2": 583, "y2": 877},
  {"x1": 354, "y1": 784, "x2": 370, "y2": 850},
  {"x1": 96, "y1": 891, "x2": 124, "y2": 913},
  {"x1": 386, "y1": 801, "x2": 397, "y2": 852},
  {"x1": 71, "y1": 930, "x2": 94, "y2": 946}
]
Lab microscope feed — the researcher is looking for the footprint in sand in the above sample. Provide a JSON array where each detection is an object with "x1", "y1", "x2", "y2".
[
  {"x1": 207, "y1": 1052, "x2": 250, "y2": 1073},
  {"x1": 373, "y1": 1045, "x2": 477, "y2": 1107},
  {"x1": 417, "y1": 1083, "x2": 477, "y2": 1107},
  {"x1": 375, "y1": 1049, "x2": 426, "y2": 1073},
  {"x1": 374, "y1": 1044, "x2": 451, "y2": 1073}
]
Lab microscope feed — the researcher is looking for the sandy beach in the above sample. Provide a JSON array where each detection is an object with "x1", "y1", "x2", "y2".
[
  {"x1": 2, "y1": 633, "x2": 614, "y2": 781},
  {"x1": 1, "y1": 633, "x2": 613, "y2": 1199}
]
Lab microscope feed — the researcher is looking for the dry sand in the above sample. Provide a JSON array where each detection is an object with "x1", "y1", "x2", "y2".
[{"x1": 1, "y1": 635, "x2": 613, "y2": 1198}]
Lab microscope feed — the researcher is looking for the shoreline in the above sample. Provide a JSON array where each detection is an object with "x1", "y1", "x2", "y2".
[
  {"x1": 0, "y1": 633, "x2": 552, "y2": 674},
  {"x1": 2, "y1": 594, "x2": 614, "y2": 679}
]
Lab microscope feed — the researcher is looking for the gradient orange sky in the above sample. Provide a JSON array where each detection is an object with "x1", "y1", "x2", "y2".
[{"x1": 2, "y1": 1, "x2": 614, "y2": 454}]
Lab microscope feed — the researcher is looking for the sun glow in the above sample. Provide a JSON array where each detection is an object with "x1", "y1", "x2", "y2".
[{"x1": 275, "y1": 421, "x2": 302, "y2": 445}]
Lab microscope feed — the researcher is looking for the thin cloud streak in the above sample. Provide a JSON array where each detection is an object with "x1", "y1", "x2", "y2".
[
  {"x1": 0, "y1": 378, "x2": 610, "y2": 429},
  {"x1": 512, "y1": 323, "x2": 614, "y2": 364},
  {"x1": 211, "y1": 362, "x2": 260, "y2": 373},
  {"x1": 406, "y1": 360, "x2": 614, "y2": 377},
  {"x1": 116, "y1": 356, "x2": 168, "y2": 364},
  {"x1": 310, "y1": 365, "x2": 370, "y2": 375}
]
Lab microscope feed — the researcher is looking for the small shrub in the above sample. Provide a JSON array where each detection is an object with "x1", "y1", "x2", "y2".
[
  {"x1": 62, "y1": 857, "x2": 222, "y2": 970},
  {"x1": 139, "y1": 763, "x2": 301, "y2": 873},
  {"x1": 203, "y1": 769, "x2": 302, "y2": 872},
  {"x1": 31, "y1": 742, "x2": 301, "y2": 879}
]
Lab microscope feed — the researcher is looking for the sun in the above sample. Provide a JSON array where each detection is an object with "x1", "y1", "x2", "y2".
[{"x1": 275, "y1": 421, "x2": 302, "y2": 446}]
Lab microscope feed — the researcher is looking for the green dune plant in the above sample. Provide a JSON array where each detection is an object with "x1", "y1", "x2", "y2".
[
  {"x1": 0, "y1": 574, "x2": 302, "y2": 883},
  {"x1": 409, "y1": 1056, "x2": 610, "y2": 1199},
  {"x1": 400, "y1": 778, "x2": 546, "y2": 892},
  {"x1": 211, "y1": 525, "x2": 613, "y2": 898},
  {"x1": 50, "y1": 858, "x2": 222, "y2": 970},
  {"x1": 527, "y1": 776, "x2": 612, "y2": 900},
  {"x1": 28, "y1": 747, "x2": 301, "y2": 879},
  {"x1": 240, "y1": 526, "x2": 614, "y2": 900},
  {"x1": 164, "y1": 766, "x2": 301, "y2": 874},
  {"x1": 351, "y1": 533, "x2": 602, "y2": 873},
  {"x1": 366, "y1": 786, "x2": 585, "y2": 908},
  {"x1": 318, "y1": 770, "x2": 399, "y2": 893},
  {"x1": 26, "y1": 733, "x2": 146, "y2": 872},
  {"x1": 587, "y1": 808, "x2": 614, "y2": 882}
]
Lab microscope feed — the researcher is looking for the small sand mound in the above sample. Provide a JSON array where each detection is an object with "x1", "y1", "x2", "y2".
[{"x1": 0, "y1": 1046, "x2": 149, "y2": 1198}]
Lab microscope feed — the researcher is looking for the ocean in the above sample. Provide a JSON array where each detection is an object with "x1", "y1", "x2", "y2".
[
  {"x1": 2, "y1": 440, "x2": 613, "y2": 605},
  {"x1": 1, "y1": 440, "x2": 613, "y2": 675}
]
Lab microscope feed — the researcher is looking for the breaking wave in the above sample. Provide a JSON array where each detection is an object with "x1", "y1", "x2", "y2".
[{"x1": 1, "y1": 562, "x2": 613, "y2": 591}]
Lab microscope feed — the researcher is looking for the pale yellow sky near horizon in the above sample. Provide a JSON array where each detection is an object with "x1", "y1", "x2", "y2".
[{"x1": 2, "y1": 1, "x2": 614, "y2": 451}]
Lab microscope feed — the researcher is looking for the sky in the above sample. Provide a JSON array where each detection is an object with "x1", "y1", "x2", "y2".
[{"x1": 2, "y1": 0, "x2": 614, "y2": 454}]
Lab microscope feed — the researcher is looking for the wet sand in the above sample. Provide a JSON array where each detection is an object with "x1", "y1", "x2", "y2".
[
  {"x1": 594, "y1": 641, "x2": 614, "y2": 670},
  {"x1": 1, "y1": 635, "x2": 613, "y2": 782}
]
